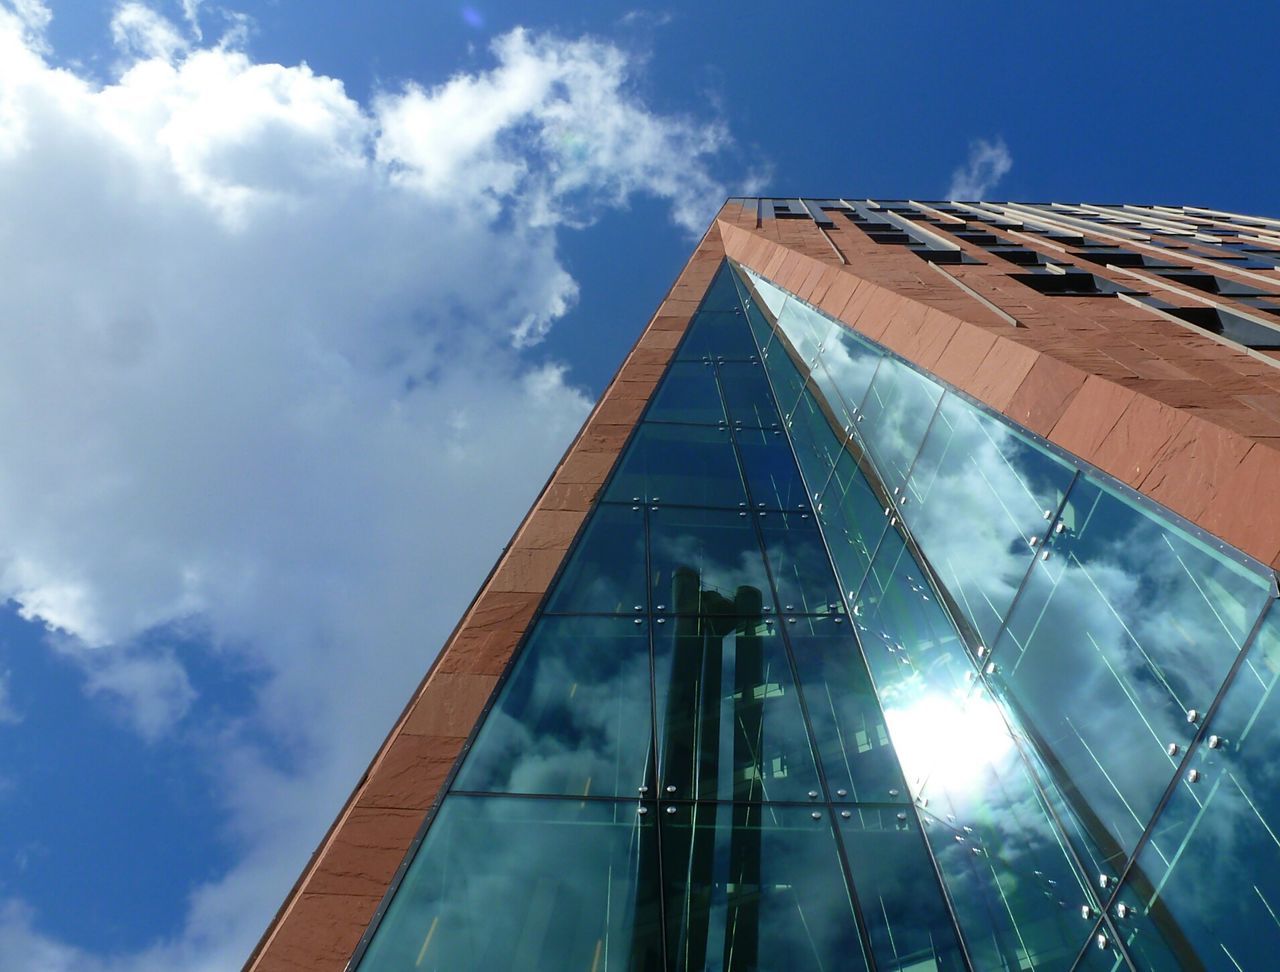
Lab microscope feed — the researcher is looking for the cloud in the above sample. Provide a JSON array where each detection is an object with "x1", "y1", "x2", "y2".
[
  {"x1": 0, "y1": 1, "x2": 751, "y2": 967},
  {"x1": 946, "y1": 136, "x2": 1012, "y2": 200}
]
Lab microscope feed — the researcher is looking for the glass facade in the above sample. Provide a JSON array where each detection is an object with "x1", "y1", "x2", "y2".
[{"x1": 352, "y1": 259, "x2": 1280, "y2": 971}]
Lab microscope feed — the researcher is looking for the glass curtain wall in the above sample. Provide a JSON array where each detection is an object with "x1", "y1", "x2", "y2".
[
  {"x1": 740, "y1": 265, "x2": 1279, "y2": 971},
  {"x1": 352, "y1": 258, "x2": 1280, "y2": 972},
  {"x1": 353, "y1": 263, "x2": 967, "y2": 972}
]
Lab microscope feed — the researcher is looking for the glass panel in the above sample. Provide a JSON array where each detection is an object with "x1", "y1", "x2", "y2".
[
  {"x1": 454, "y1": 617, "x2": 653, "y2": 798},
  {"x1": 760, "y1": 336, "x2": 809, "y2": 421},
  {"x1": 787, "y1": 615, "x2": 907, "y2": 804},
  {"x1": 649, "y1": 506, "x2": 773, "y2": 616},
  {"x1": 699, "y1": 261, "x2": 748, "y2": 313},
  {"x1": 357, "y1": 795, "x2": 663, "y2": 971},
  {"x1": 544, "y1": 504, "x2": 646, "y2": 614},
  {"x1": 1115, "y1": 601, "x2": 1280, "y2": 971},
  {"x1": 857, "y1": 356, "x2": 944, "y2": 490},
  {"x1": 855, "y1": 526, "x2": 971, "y2": 710},
  {"x1": 662, "y1": 802, "x2": 869, "y2": 972},
  {"x1": 605, "y1": 424, "x2": 747, "y2": 507},
  {"x1": 740, "y1": 266, "x2": 789, "y2": 321},
  {"x1": 735, "y1": 426, "x2": 808, "y2": 512},
  {"x1": 787, "y1": 382, "x2": 847, "y2": 494},
  {"x1": 776, "y1": 298, "x2": 836, "y2": 370},
  {"x1": 759, "y1": 510, "x2": 842, "y2": 615},
  {"x1": 1071, "y1": 924, "x2": 1125, "y2": 971},
  {"x1": 645, "y1": 360, "x2": 726, "y2": 425},
  {"x1": 676, "y1": 310, "x2": 759, "y2": 362},
  {"x1": 905, "y1": 393, "x2": 1076, "y2": 649},
  {"x1": 906, "y1": 686, "x2": 1101, "y2": 972},
  {"x1": 718, "y1": 361, "x2": 780, "y2": 429},
  {"x1": 807, "y1": 357, "x2": 858, "y2": 434},
  {"x1": 819, "y1": 326, "x2": 882, "y2": 415},
  {"x1": 990, "y1": 474, "x2": 1273, "y2": 873},
  {"x1": 653, "y1": 614, "x2": 820, "y2": 802},
  {"x1": 837, "y1": 808, "x2": 967, "y2": 972},
  {"x1": 733, "y1": 269, "x2": 777, "y2": 352},
  {"x1": 816, "y1": 447, "x2": 887, "y2": 602}
]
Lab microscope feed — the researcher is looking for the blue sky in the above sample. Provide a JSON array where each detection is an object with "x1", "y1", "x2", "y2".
[{"x1": 0, "y1": 1, "x2": 1276, "y2": 968}]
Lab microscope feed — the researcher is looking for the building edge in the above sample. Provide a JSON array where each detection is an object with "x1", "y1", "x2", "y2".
[{"x1": 243, "y1": 214, "x2": 731, "y2": 972}]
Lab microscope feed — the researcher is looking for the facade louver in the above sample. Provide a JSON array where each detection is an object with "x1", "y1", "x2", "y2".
[{"x1": 248, "y1": 200, "x2": 1280, "y2": 972}]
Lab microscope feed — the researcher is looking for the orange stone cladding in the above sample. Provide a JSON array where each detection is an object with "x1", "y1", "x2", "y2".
[
  {"x1": 244, "y1": 224, "x2": 727, "y2": 971},
  {"x1": 248, "y1": 201, "x2": 1280, "y2": 970}
]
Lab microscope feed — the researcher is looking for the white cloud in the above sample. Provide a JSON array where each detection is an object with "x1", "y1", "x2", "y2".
[
  {"x1": 0, "y1": 1, "x2": 749, "y2": 967},
  {"x1": 947, "y1": 135, "x2": 1012, "y2": 200}
]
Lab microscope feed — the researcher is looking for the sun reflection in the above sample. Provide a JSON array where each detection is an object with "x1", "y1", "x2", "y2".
[{"x1": 883, "y1": 689, "x2": 1015, "y2": 798}]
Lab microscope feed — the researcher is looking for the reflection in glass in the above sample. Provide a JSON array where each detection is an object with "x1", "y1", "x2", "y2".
[
  {"x1": 649, "y1": 506, "x2": 773, "y2": 615},
  {"x1": 759, "y1": 511, "x2": 842, "y2": 614},
  {"x1": 605, "y1": 423, "x2": 747, "y2": 507},
  {"x1": 857, "y1": 356, "x2": 943, "y2": 489},
  {"x1": 817, "y1": 447, "x2": 886, "y2": 601},
  {"x1": 1115, "y1": 601, "x2": 1280, "y2": 970},
  {"x1": 760, "y1": 336, "x2": 809, "y2": 423},
  {"x1": 645, "y1": 361, "x2": 726, "y2": 425},
  {"x1": 662, "y1": 802, "x2": 868, "y2": 972},
  {"x1": 788, "y1": 382, "x2": 848, "y2": 494},
  {"x1": 676, "y1": 311, "x2": 758, "y2": 362},
  {"x1": 357, "y1": 796, "x2": 663, "y2": 971},
  {"x1": 544, "y1": 503, "x2": 646, "y2": 614},
  {"x1": 735, "y1": 426, "x2": 808, "y2": 512},
  {"x1": 718, "y1": 361, "x2": 779, "y2": 429},
  {"x1": 819, "y1": 325, "x2": 882, "y2": 416},
  {"x1": 838, "y1": 808, "x2": 967, "y2": 972},
  {"x1": 906, "y1": 393, "x2": 1076, "y2": 649},
  {"x1": 454, "y1": 617, "x2": 652, "y2": 798},
  {"x1": 992, "y1": 474, "x2": 1273, "y2": 872},
  {"x1": 653, "y1": 614, "x2": 820, "y2": 802},
  {"x1": 787, "y1": 616, "x2": 907, "y2": 803}
]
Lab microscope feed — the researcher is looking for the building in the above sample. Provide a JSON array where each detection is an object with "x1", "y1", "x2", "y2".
[{"x1": 247, "y1": 199, "x2": 1280, "y2": 971}]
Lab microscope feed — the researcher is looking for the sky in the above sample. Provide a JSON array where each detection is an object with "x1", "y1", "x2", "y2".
[{"x1": 0, "y1": 1, "x2": 1276, "y2": 968}]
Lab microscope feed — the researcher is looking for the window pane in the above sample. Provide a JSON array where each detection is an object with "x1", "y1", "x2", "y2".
[
  {"x1": 775, "y1": 298, "x2": 836, "y2": 370},
  {"x1": 543, "y1": 503, "x2": 646, "y2": 614},
  {"x1": 837, "y1": 808, "x2": 967, "y2": 972},
  {"x1": 718, "y1": 360, "x2": 779, "y2": 429},
  {"x1": 735, "y1": 426, "x2": 808, "y2": 512},
  {"x1": 645, "y1": 360, "x2": 725, "y2": 425},
  {"x1": 653, "y1": 614, "x2": 821, "y2": 802},
  {"x1": 787, "y1": 615, "x2": 907, "y2": 803},
  {"x1": 905, "y1": 393, "x2": 1076, "y2": 648},
  {"x1": 676, "y1": 310, "x2": 759, "y2": 362},
  {"x1": 605, "y1": 424, "x2": 747, "y2": 507},
  {"x1": 857, "y1": 356, "x2": 944, "y2": 490},
  {"x1": 816, "y1": 448, "x2": 886, "y2": 601},
  {"x1": 1115, "y1": 602, "x2": 1280, "y2": 971},
  {"x1": 661, "y1": 802, "x2": 869, "y2": 972},
  {"x1": 357, "y1": 796, "x2": 663, "y2": 971},
  {"x1": 989, "y1": 475, "x2": 1273, "y2": 873},
  {"x1": 759, "y1": 510, "x2": 842, "y2": 614},
  {"x1": 454, "y1": 617, "x2": 653, "y2": 798},
  {"x1": 819, "y1": 326, "x2": 882, "y2": 415},
  {"x1": 788, "y1": 382, "x2": 847, "y2": 493},
  {"x1": 649, "y1": 506, "x2": 773, "y2": 616},
  {"x1": 760, "y1": 336, "x2": 809, "y2": 420}
]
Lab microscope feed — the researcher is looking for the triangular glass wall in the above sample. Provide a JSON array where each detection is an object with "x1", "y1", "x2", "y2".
[{"x1": 349, "y1": 259, "x2": 1280, "y2": 972}]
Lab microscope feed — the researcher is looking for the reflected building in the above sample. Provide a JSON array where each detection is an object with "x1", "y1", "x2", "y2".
[{"x1": 248, "y1": 200, "x2": 1280, "y2": 971}]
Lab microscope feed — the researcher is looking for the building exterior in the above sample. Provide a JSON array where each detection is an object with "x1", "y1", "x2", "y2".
[{"x1": 247, "y1": 199, "x2": 1280, "y2": 972}]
